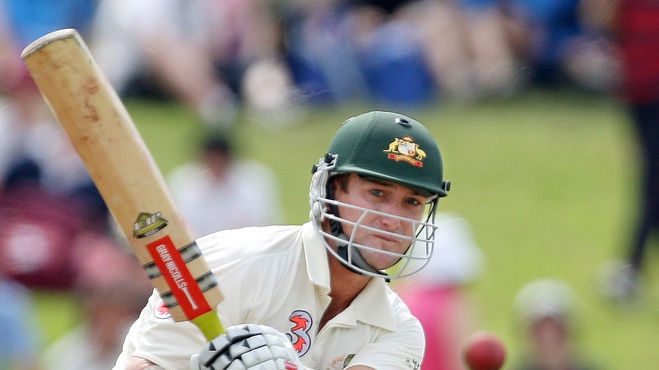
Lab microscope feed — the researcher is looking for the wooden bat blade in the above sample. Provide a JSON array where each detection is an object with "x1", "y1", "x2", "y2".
[{"x1": 21, "y1": 28, "x2": 224, "y2": 340}]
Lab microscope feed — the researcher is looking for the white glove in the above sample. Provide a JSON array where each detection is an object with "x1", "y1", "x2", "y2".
[{"x1": 190, "y1": 324, "x2": 304, "y2": 370}]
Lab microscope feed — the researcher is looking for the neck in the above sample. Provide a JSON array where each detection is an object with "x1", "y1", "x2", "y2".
[
  {"x1": 330, "y1": 254, "x2": 371, "y2": 296},
  {"x1": 320, "y1": 255, "x2": 371, "y2": 330}
]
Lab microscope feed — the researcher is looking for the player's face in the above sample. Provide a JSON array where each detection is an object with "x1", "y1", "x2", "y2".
[{"x1": 333, "y1": 174, "x2": 429, "y2": 270}]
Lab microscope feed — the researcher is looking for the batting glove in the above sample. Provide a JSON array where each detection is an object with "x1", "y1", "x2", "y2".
[{"x1": 190, "y1": 324, "x2": 304, "y2": 370}]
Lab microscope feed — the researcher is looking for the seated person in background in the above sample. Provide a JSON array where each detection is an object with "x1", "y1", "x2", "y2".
[
  {"x1": 167, "y1": 133, "x2": 283, "y2": 237},
  {"x1": 511, "y1": 279, "x2": 605, "y2": 370}
]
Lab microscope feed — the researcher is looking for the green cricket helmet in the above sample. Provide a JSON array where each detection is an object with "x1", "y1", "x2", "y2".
[
  {"x1": 309, "y1": 111, "x2": 450, "y2": 279},
  {"x1": 328, "y1": 110, "x2": 449, "y2": 197}
]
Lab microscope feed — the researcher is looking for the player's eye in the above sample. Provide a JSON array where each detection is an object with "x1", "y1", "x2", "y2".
[
  {"x1": 370, "y1": 189, "x2": 385, "y2": 198},
  {"x1": 406, "y1": 197, "x2": 423, "y2": 207}
]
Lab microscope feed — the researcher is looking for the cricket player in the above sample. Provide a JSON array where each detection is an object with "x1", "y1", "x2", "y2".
[{"x1": 115, "y1": 111, "x2": 451, "y2": 370}]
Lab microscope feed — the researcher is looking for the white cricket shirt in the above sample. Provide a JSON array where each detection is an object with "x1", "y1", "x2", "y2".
[{"x1": 113, "y1": 222, "x2": 424, "y2": 370}]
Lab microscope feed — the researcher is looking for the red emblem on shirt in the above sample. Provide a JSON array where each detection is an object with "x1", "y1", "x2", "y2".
[
  {"x1": 155, "y1": 300, "x2": 172, "y2": 319},
  {"x1": 287, "y1": 310, "x2": 312, "y2": 356}
]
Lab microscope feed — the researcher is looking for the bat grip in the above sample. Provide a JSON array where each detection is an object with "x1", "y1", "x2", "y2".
[{"x1": 192, "y1": 310, "x2": 226, "y2": 341}]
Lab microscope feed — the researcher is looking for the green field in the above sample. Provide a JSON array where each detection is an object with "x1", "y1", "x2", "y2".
[{"x1": 34, "y1": 89, "x2": 657, "y2": 368}]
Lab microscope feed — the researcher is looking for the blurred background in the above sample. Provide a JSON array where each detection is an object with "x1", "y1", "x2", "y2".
[{"x1": 1, "y1": 1, "x2": 657, "y2": 369}]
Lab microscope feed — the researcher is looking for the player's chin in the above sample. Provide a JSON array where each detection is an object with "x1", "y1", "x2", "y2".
[{"x1": 361, "y1": 249, "x2": 402, "y2": 271}]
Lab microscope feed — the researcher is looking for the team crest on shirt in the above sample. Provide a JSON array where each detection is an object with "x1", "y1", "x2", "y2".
[
  {"x1": 286, "y1": 310, "x2": 312, "y2": 356},
  {"x1": 384, "y1": 136, "x2": 426, "y2": 167}
]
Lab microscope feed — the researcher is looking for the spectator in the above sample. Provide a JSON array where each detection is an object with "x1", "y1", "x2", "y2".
[
  {"x1": 343, "y1": 0, "x2": 439, "y2": 106},
  {"x1": 281, "y1": 0, "x2": 520, "y2": 106},
  {"x1": 90, "y1": 0, "x2": 294, "y2": 127},
  {"x1": 0, "y1": 0, "x2": 104, "y2": 214},
  {"x1": 281, "y1": 0, "x2": 439, "y2": 106},
  {"x1": 396, "y1": 213, "x2": 484, "y2": 370},
  {"x1": 501, "y1": 0, "x2": 618, "y2": 92},
  {"x1": 277, "y1": 0, "x2": 369, "y2": 105},
  {"x1": 512, "y1": 279, "x2": 604, "y2": 370},
  {"x1": 411, "y1": 0, "x2": 520, "y2": 101},
  {"x1": 41, "y1": 232, "x2": 152, "y2": 370},
  {"x1": 597, "y1": 0, "x2": 659, "y2": 304},
  {"x1": 167, "y1": 132, "x2": 283, "y2": 237},
  {"x1": 0, "y1": 0, "x2": 109, "y2": 290}
]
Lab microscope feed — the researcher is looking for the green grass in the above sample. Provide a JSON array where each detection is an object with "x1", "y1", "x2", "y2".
[{"x1": 33, "y1": 89, "x2": 658, "y2": 368}]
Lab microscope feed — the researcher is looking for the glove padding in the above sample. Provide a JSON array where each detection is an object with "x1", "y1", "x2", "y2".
[{"x1": 190, "y1": 324, "x2": 304, "y2": 370}]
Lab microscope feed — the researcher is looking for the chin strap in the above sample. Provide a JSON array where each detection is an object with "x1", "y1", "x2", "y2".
[{"x1": 336, "y1": 243, "x2": 390, "y2": 280}]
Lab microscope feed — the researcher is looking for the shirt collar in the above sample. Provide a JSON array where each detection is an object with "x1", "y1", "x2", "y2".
[{"x1": 302, "y1": 222, "x2": 331, "y2": 292}]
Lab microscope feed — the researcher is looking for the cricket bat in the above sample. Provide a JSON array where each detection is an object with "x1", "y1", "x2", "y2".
[{"x1": 21, "y1": 28, "x2": 225, "y2": 340}]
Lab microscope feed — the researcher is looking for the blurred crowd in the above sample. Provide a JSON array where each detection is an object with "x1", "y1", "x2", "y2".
[
  {"x1": 1, "y1": 0, "x2": 622, "y2": 128},
  {"x1": 86, "y1": 0, "x2": 619, "y2": 120},
  {"x1": 0, "y1": 0, "x2": 653, "y2": 369}
]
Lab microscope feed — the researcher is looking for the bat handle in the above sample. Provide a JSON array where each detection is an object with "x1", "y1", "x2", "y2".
[{"x1": 192, "y1": 310, "x2": 226, "y2": 341}]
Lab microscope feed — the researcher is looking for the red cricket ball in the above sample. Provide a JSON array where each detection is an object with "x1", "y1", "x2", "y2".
[{"x1": 463, "y1": 331, "x2": 506, "y2": 370}]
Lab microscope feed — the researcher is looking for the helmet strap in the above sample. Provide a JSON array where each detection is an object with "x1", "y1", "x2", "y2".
[{"x1": 336, "y1": 243, "x2": 390, "y2": 281}]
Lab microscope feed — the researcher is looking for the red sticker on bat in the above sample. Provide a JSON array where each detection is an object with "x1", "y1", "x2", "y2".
[{"x1": 146, "y1": 235, "x2": 210, "y2": 319}]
